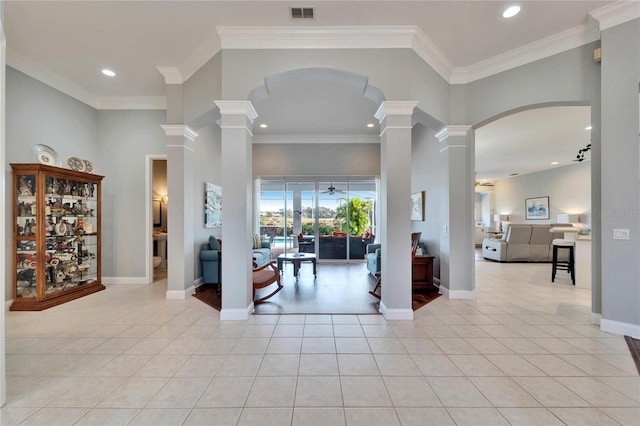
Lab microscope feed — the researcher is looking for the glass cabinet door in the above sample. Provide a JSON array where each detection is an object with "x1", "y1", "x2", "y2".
[{"x1": 15, "y1": 174, "x2": 38, "y2": 299}]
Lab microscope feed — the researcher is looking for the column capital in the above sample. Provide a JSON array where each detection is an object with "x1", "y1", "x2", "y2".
[
  {"x1": 156, "y1": 67, "x2": 183, "y2": 85},
  {"x1": 160, "y1": 124, "x2": 199, "y2": 141},
  {"x1": 374, "y1": 101, "x2": 420, "y2": 122},
  {"x1": 435, "y1": 125, "x2": 472, "y2": 142},
  {"x1": 215, "y1": 100, "x2": 258, "y2": 122}
]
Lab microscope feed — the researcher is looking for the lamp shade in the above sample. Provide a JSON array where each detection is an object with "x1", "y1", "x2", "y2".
[{"x1": 557, "y1": 214, "x2": 580, "y2": 223}]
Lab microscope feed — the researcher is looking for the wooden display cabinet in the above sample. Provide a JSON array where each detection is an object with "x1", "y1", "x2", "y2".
[{"x1": 11, "y1": 163, "x2": 104, "y2": 311}]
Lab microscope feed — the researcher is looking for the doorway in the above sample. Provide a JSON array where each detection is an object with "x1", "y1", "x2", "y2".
[{"x1": 146, "y1": 155, "x2": 167, "y2": 284}]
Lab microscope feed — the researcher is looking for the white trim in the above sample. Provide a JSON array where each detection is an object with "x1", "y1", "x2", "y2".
[
  {"x1": 220, "y1": 303, "x2": 254, "y2": 321},
  {"x1": 181, "y1": 30, "x2": 222, "y2": 83},
  {"x1": 166, "y1": 143, "x2": 195, "y2": 152},
  {"x1": 156, "y1": 67, "x2": 183, "y2": 85},
  {"x1": 214, "y1": 100, "x2": 258, "y2": 122},
  {"x1": 590, "y1": 312, "x2": 602, "y2": 326},
  {"x1": 449, "y1": 21, "x2": 601, "y2": 84},
  {"x1": 590, "y1": 1, "x2": 640, "y2": 31},
  {"x1": 379, "y1": 301, "x2": 414, "y2": 320},
  {"x1": 252, "y1": 134, "x2": 379, "y2": 144},
  {"x1": 436, "y1": 125, "x2": 471, "y2": 142},
  {"x1": 411, "y1": 28, "x2": 455, "y2": 83},
  {"x1": 600, "y1": 318, "x2": 640, "y2": 338},
  {"x1": 160, "y1": 124, "x2": 199, "y2": 141},
  {"x1": 166, "y1": 285, "x2": 195, "y2": 300},
  {"x1": 102, "y1": 277, "x2": 149, "y2": 285},
  {"x1": 96, "y1": 96, "x2": 166, "y2": 110},
  {"x1": 375, "y1": 101, "x2": 420, "y2": 122},
  {"x1": 6, "y1": 48, "x2": 97, "y2": 108},
  {"x1": 440, "y1": 286, "x2": 476, "y2": 300},
  {"x1": 194, "y1": 276, "x2": 205, "y2": 288},
  {"x1": 4, "y1": 300, "x2": 11, "y2": 313}
]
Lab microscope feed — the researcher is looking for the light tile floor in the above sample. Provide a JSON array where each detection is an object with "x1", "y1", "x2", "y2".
[{"x1": 1, "y1": 261, "x2": 639, "y2": 425}]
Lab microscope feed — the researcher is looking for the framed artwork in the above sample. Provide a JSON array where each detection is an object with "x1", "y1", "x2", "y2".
[
  {"x1": 525, "y1": 196, "x2": 549, "y2": 220},
  {"x1": 411, "y1": 191, "x2": 425, "y2": 221},
  {"x1": 205, "y1": 183, "x2": 222, "y2": 228}
]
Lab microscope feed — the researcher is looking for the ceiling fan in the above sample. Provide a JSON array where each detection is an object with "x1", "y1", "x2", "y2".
[{"x1": 321, "y1": 182, "x2": 346, "y2": 195}]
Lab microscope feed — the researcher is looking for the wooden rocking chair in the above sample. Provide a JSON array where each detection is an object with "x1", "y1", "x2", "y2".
[
  {"x1": 253, "y1": 260, "x2": 283, "y2": 304},
  {"x1": 369, "y1": 232, "x2": 421, "y2": 299}
]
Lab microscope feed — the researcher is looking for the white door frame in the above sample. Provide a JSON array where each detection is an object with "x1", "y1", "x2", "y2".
[{"x1": 145, "y1": 154, "x2": 167, "y2": 284}]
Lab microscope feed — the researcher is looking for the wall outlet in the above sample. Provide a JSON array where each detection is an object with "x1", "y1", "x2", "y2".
[{"x1": 613, "y1": 228, "x2": 630, "y2": 240}]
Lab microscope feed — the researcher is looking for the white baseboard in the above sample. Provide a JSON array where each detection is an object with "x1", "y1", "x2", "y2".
[
  {"x1": 590, "y1": 312, "x2": 602, "y2": 326},
  {"x1": 193, "y1": 277, "x2": 204, "y2": 289},
  {"x1": 220, "y1": 303, "x2": 254, "y2": 321},
  {"x1": 601, "y1": 318, "x2": 640, "y2": 338},
  {"x1": 102, "y1": 277, "x2": 149, "y2": 285},
  {"x1": 440, "y1": 286, "x2": 476, "y2": 300},
  {"x1": 5, "y1": 300, "x2": 12, "y2": 312},
  {"x1": 166, "y1": 284, "x2": 195, "y2": 300},
  {"x1": 379, "y1": 301, "x2": 413, "y2": 320}
]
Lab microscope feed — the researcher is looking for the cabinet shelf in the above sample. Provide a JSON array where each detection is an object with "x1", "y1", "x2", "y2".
[{"x1": 11, "y1": 163, "x2": 104, "y2": 311}]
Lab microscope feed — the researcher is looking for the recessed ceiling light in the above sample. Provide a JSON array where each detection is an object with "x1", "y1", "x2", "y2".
[
  {"x1": 259, "y1": 123, "x2": 268, "y2": 128},
  {"x1": 101, "y1": 69, "x2": 116, "y2": 77},
  {"x1": 585, "y1": 125, "x2": 592, "y2": 130},
  {"x1": 551, "y1": 161, "x2": 559, "y2": 165},
  {"x1": 502, "y1": 5, "x2": 520, "y2": 18},
  {"x1": 366, "y1": 123, "x2": 374, "y2": 128}
]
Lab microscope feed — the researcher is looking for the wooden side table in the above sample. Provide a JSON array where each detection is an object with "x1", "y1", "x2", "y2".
[{"x1": 412, "y1": 254, "x2": 435, "y2": 291}]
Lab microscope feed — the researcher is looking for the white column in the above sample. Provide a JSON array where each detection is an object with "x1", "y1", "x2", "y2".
[
  {"x1": 375, "y1": 101, "x2": 419, "y2": 320},
  {"x1": 161, "y1": 125, "x2": 198, "y2": 299},
  {"x1": 437, "y1": 125, "x2": 475, "y2": 299},
  {"x1": 215, "y1": 101, "x2": 257, "y2": 320},
  {"x1": 0, "y1": 3, "x2": 7, "y2": 407}
]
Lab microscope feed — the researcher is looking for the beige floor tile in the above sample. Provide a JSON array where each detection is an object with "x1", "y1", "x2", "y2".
[
  {"x1": 273, "y1": 324, "x2": 304, "y2": 337},
  {"x1": 335, "y1": 338, "x2": 371, "y2": 353},
  {"x1": 419, "y1": 324, "x2": 459, "y2": 338},
  {"x1": 399, "y1": 338, "x2": 443, "y2": 354},
  {"x1": 299, "y1": 354, "x2": 339, "y2": 375},
  {"x1": 0, "y1": 407, "x2": 38, "y2": 426},
  {"x1": 17, "y1": 407, "x2": 89, "y2": 426},
  {"x1": 93, "y1": 354, "x2": 153, "y2": 377},
  {"x1": 395, "y1": 407, "x2": 455, "y2": 425},
  {"x1": 128, "y1": 408, "x2": 191, "y2": 426},
  {"x1": 432, "y1": 338, "x2": 479, "y2": 354},
  {"x1": 267, "y1": 337, "x2": 303, "y2": 354},
  {"x1": 484, "y1": 354, "x2": 546, "y2": 376},
  {"x1": 97, "y1": 377, "x2": 168, "y2": 408},
  {"x1": 56, "y1": 354, "x2": 116, "y2": 376},
  {"x1": 237, "y1": 407, "x2": 293, "y2": 426},
  {"x1": 447, "y1": 407, "x2": 509, "y2": 426},
  {"x1": 595, "y1": 354, "x2": 639, "y2": 375},
  {"x1": 470, "y1": 377, "x2": 541, "y2": 407},
  {"x1": 147, "y1": 377, "x2": 210, "y2": 408},
  {"x1": 277, "y1": 315, "x2": 307, "y2": 325},
  {"x1": 124, "y1": 338, "x2": 173, "y2": 355},
  {"x1": 549, "y1": 407, "x2": 620, "y2": 425},
  {"x1": 294, "y1": 377, "x2": 343, "y2": 407},
  {"x1": 134, "y1": 354, "x2": 189, "y2": 377},
  {"x1": 183, "y1": 408, "x2": 243, "y2": 426},
  {"x1": 216, "y1": 354, "x2": 263, "y2": 376},
  {"x1": 559, "y1": 354, "x2": 632, "y2": 376},
  {"x1": 304, "y1": 324, "x2": 334, "y2": 337},
  {"x1": 292, "y1": 407, "x2": 346, "y2": 425},
  {"x1": 159, "y1": 336, "x2": 206, "y2": 355},
  {"x1": 337, "y1": 354, "x2": 380, "y2": 376},
  {"x1": 554, "y1": 376, "x2": 639, "y2": 407},
  {"x1": 528, "y1": 337, "x2": 586, "y2": 354},
  {"x1": 389, "y1": 324, "x2": 427, "y2": 338},
  {"x1": 374, "y1": 354, "x2": 421, "y2": 376},
  {"x1": 245, "y1": 376, "x2": 297, "y2": 408},
  {"x1": 7, "y1": 377, "x2": 78, "y2": 407},
  {"x1": 148, "y1": 325, "x2": 189, "y2": 339},
  {"x1": 249, "y1": 315, "x2": 279, "y2": 324},
  {"x1": 194, "y1": 337, "x2": 238, "y2": 354},
  {"x1": 383, "y1": 376, "x2": 441, "y2": 407},
  {"x1": 333, "y1": 324, "x2": 366, "y2": 338},
  {"x1": 74, "y1": 408, "x2": 140, "y2": 425},
  {"x1": 174, "y1": 354, "x2": 226, "y2": 377},
  {"x1": 357, "y1": 315, "x2": 388, "y2": 325},
  {"x1": 511, "y1": 377, "x2": 589, "y2": 407},
  {"x1": 231, "y1": 337, "x2": 270, "y2": 354},
  {"x1": 341, "y1": 376, "x2": 393, "y2": 407},
  {"x1": 305, "y1": 315, "x2": 333, "y2": 324},
  {"x1": 196, "y1": 376, "x2": 254, "y2": 407},
  {"x1": 47, "y1": 376, "x2": 124, "y2": 407},
  {"x1": 498, "y1": 407, "x2": 565, "y2": 425},
  {"x1": 360, "y1": 325, "x2": 395, "y2": 338},
  {"x1": 448, "y1": 325, "x2": 492, "y2": 338},
  {"x1": 448, "y1": 354, "x2": 505, "y2": 376},
  {"x1": 411, "y1": 354, "x2": 463, "y2": 376},
  {"x1": 211, "y1": 324, "x2": 247, "y2": 338},
  {"x1": 598, "y1": 407, "x2": 640, "y2": 425},
  {"x1": 496, "y1": 338, "x2": 550, "y2": 354},
  {"x1": 241, "y1": 324, "x2": 276, "y2": 338},
  {"x1": 344, "y1": 407, "x2": 400, "y2": 425},
  {"x1": 258, "y1": 354, "x2": 301, "y2": 376},
  {"x1": 464, "y1": 338, "x2": 515, "y2": 354},
  {"x1": 52, "y1": 337, "x2": 110, "y2": 354},
  {"x1": 332, "y1": 315, "x2": 360, "y2": 324},
  {"x1": 596, "y1": 376, "x2": 640, "y2": 402},
  {"x1": 426, "y1": 377, "x2": 491, "y2": 407},
  {"x1": 367, "y1": 338, "x2": 407, "y2": 354},
  {"x1": 301, "y1": 337, "x2": 335, "y2": 353},
  {"x1": 523, "y1": 354, "x2": 587, "y2": 376},
  {"x1": 117, "y1": 325, "x2": 161, "y2": 338}
]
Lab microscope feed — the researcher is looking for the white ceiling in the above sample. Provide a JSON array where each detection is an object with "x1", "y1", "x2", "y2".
[{"x1": 4, "y1": 1, "x2": 619, "y2": 178}]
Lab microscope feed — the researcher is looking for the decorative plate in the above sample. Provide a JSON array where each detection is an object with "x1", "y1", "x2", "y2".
[
  {"x1": 67, "y1": 157, "x2": 86, "y2": 172},
  {"x1": 83, "y1": 159, "x2": 95, "y2": 173},
  {"x1": 32, "y1": 144, "x2": 61, "y2": 166}
]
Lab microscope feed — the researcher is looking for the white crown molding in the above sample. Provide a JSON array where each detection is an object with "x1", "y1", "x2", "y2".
[
  {"x1": 156, "y1": 67, "x2": 183, "y2": 85},
  {"x1": 214, "y1": 100, "x2": 258, "y2": 121},
  {"x1": 375, "y1": 101, "x2": 420, "y2": 122},
  {"x1": 590, "y1": 1, "x2": 640, "y2": 31},
  {"x1": 160, "y1": 124, "x2": 199, "y2": 141},
  {"x1": 96, "y1": 96, "x2": 166, "y2": 110},
  {"x1": 7, "y1": 48, "x2": 97, "y2": 108},
  {"x1": 252, "y1": 134, "x2": 380, "y2": 144},
  {"x1": 411, "y1": 28, "x2": 455, "y2": 82},
  {"x1": 450, "y1": 21, "x2": 601, "y2": 84},
  {"x1": 180, "y1": 30, "x2": 222, "y2": 83}
]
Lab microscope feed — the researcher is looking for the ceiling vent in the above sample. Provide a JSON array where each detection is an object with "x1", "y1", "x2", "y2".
[{"x1": 290, "y1": 7, "x2": 314, "y2": 20}]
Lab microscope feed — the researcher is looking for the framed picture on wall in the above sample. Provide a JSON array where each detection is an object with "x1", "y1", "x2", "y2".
[
  {"x1": 411, "y1": 191, "x2": 425, "y2": 221},
  {"x1": 205, "y1": 183, "x2": 222, "y2": 228},
  {"x1": 525, "y1": 196, "x2": 549, "y2": 220}
]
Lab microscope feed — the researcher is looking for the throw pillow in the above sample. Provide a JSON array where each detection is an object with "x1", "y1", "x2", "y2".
[
  {"x1": 252, "y1": 234, "x2": 261, "y2": 249},
  {"x1": 209, "y1": 235, "x2": 221, "y2": 250}
]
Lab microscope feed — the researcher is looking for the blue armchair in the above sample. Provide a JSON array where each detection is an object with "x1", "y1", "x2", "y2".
[
  {"x1": 200, "y1": 236, "x2": 221, "y2": 284},
  {"x1": 366, "y1": 243, "x2": 381, "y2": 275}
]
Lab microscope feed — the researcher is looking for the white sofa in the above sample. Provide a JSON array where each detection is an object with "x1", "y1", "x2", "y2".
[{"x1": 482, "y1": 224, "x2": 570, "y2": 262}]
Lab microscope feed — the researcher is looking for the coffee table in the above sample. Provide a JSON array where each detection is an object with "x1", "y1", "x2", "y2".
[{"x1": 277, "y1": 253, "x2": 317, "y2": 279}]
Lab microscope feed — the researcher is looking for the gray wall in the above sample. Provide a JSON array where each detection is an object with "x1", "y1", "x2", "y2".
[
  {"x1": 411, "y1": 123, "x2": 442, "y2": 278},
  {"x1": 493, "y1": 162, "x2": 591, "y2": 225},
  {"x1": 4, "y1": 67, "x2": 100, "y2": 300},
  {"x1": 184, "y1": 53, "x2": 222, "y2": 125},
  {"x1": 600, "y1": 18, "x2": 640, "y2": 330},
  {"x1": 97, "y1": 110, "x2": 166, "y2": 279},
  {"x1": 253, "y1": 143, "x2": 380, "y2": 177}
]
